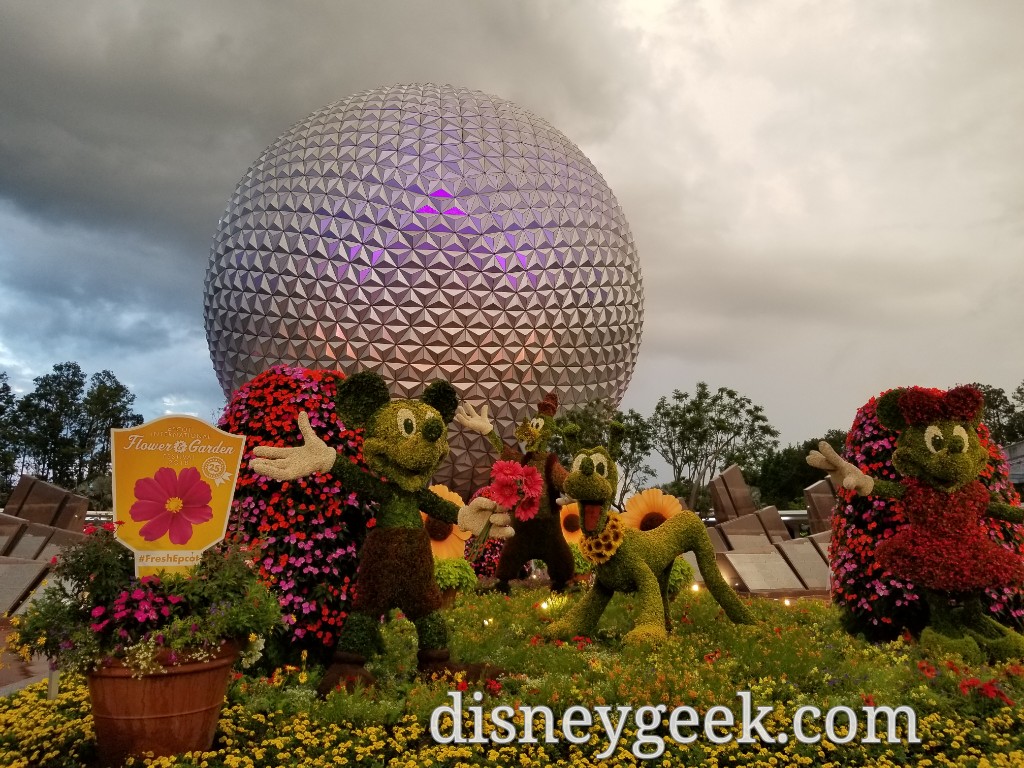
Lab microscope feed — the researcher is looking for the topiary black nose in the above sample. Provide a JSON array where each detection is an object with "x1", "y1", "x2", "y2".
[{"x1": 422, "y1": 418, "x2": 443, "y2": 442}]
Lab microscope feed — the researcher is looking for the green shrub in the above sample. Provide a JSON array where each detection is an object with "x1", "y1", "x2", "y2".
[{"x1": 432, "y1": 557, "x2": 478, "y2": 592}]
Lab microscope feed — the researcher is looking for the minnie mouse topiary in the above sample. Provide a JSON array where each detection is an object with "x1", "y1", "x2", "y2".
[{"x1": 809, "y1": 385, "x2": 1024, "y2": 661}]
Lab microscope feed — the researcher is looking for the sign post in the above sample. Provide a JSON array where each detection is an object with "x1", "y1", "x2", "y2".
[{"x1": 111, "y1": 415, "x2": 246, "y2": 576}]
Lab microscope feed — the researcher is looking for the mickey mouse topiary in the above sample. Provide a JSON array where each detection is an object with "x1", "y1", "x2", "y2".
[{"x1": 251, "y1": 370, "x2": 512, "y2": 691}]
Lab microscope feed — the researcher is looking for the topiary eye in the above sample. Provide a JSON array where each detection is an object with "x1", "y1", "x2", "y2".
[
  {"x1": 925, "y1": 425, "x2": 944, "y2": 454},
  {"x1": 397, "y1": 408, "x2": 417, "y2": 436},
  {"x1": 949, "y1": 425, "x2": 969, "y2": 454},
  {"x1": 591, "y1": 453, "x2": 608, "y2": 477},
  {"x1": 571, "y1": 452, "x2": 586, "y2": 473},
  {"x1": 531, "y1": 417, "x2": 545, "y2": 432}
]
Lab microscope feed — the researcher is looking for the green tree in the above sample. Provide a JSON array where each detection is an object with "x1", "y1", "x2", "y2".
[
  {"x1": 0, "y1": 371, "x2": 20, "y2": 503},
  {"x1": 649, "y1": 382, "x2": 780, "y2": 510},
  {"x1": 12, "y1": 363, "x2": 142, "y2": 506},
  {"x1": 609, "y1": 409, "x2": 656, "y2": 509},
  {"x1": 755, "y1": 429, "x2": 847, "y2": 510},
  {"x1": 1006, "y1": 382, "x2": 1024, "y2": 445},
  {"x1": 964, "y1": 382, "x2": 1016, "y2": 446},
  {"x1": 16, "y1": 361, "x2": 87, "y2": 489},
  {"x1": 550, "y1": 398, "x2": 618, "y2": 466},
  {"x1": 551, "y1": 398, "x2": 656, "y2": 510},
  {"x1": 79, "y1": 370, "x2": 144, "y2": 481}
]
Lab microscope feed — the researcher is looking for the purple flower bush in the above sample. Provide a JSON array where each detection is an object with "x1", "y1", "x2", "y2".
[{"x1": 218, "y1": 365, "x2": 376, "y2": 660}]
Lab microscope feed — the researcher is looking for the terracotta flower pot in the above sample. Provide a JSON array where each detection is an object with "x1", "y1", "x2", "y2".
[{"x1": 87, "y1": 642, "x2": 239, "y2": 766}]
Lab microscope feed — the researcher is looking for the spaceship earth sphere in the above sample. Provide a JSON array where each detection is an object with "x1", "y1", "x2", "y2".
[{"x1": 204, "y1": 83, "x2": 644, "y2": 495}]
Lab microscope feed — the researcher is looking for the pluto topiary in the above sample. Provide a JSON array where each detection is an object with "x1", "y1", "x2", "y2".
[{"x1": 545, "y1": 446, "x2": 753, "y2": 644}]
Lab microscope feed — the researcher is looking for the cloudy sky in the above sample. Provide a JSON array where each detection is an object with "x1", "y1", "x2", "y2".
[{"x1": 2, "y1": 1, "x2": 1022, "y2": 480}]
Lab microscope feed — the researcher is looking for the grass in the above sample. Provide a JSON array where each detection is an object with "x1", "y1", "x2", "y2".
[{"x1": 3, "y1": 583, "x2": 1024, "y2": 767}]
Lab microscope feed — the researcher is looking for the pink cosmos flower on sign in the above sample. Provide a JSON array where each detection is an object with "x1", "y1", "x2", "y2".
[{"x1": 129, "y1": 466, "x2": 214, "y2": 545}]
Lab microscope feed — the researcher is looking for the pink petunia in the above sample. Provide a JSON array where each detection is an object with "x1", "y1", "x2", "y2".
[{"x1": 129, "y1": 466, "x2": 214, "y2": 545}]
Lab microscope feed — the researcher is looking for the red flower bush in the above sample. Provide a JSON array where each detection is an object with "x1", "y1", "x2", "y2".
[
  {"x1": 830, "y1": 389, "x2": 1024, "y2": 640},
  {"x1": 219, "y1": 365, "x2": 375, "y2": 658}
]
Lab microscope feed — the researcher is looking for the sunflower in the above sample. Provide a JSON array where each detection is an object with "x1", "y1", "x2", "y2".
[
  {"x1": 560, "y1": 502, "x2": 583, "y2": 546},
  {"x1": 421, "y1": 484, "x2": 473, "y2": 560},
  {"x1": 620, "y1": 488, "x2": 685, "y2": 531}
]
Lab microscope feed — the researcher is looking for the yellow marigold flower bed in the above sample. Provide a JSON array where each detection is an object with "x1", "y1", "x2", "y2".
[{"x1": 2, "y1": 590, "x2": 1024, "y2": 767}]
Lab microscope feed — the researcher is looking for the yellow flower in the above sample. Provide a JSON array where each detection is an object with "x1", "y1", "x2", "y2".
[
  {"x1": 421, "y1": 485, "x2": 471, "y2": 559},
  {"x1": 560, "y1": 502, "x2": 583, "y2": 545},
  {"x1": 620, "y1": 488, "x2": 684, "y2": 530}
]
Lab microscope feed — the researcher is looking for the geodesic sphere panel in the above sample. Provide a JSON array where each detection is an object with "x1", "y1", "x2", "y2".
[{"x1": 204, "y1": 83, "x2": 644, "y2": 496}]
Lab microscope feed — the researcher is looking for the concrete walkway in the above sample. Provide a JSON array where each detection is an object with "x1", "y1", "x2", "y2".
[{"x1": 0, "y1": 618, "x2": 51, "y2": 697}]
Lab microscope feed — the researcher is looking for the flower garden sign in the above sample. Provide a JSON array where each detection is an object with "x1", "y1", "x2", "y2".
[{"x1": 112, "y1": 415, "x2": 245, "y2": 576}]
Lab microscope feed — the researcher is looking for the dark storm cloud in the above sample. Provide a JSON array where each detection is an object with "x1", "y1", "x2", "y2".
[
  {"x1": 2, "y1": 0, "x2": 1024, "y2": 460},
  {"x1": 0, "y1": 0, "x2": 640, "y2": 251},
  {"x1": 0, "y1": 0, "x2": 642, "y2": 414}
]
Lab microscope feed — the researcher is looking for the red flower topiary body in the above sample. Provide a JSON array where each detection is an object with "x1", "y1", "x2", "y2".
[{"x1": 876, "y1": 478, "x2": 1024, "y2": 592}]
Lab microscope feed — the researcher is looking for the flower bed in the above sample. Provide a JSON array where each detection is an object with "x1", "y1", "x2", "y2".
[{"x1": 4, "y1": 590, "x2": 1024, "y2": 767}]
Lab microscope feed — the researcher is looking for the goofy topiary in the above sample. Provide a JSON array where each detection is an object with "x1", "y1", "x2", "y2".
[
  {"x1": 456, "y1": 393, "x2": 575, "y2": 593},
  {"x1": 808, "y1": 385, "x2": 1024, "y2": 662},
  {"x1": 545, "y1": 446, "x2": 754, "y2": 644},
  {"x1": 251, "y1": 370, "x2": 513, "y2": 691}
]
